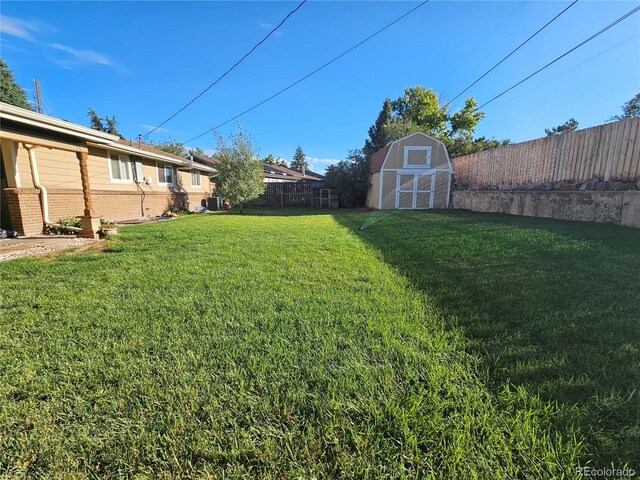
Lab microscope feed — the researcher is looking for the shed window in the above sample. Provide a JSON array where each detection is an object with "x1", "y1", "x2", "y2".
[
  {"x1": 109, "y1": 154, "x2": 131, "y2": 182},
  {"x1": 157, "y1": 164, "x2": 174, "y2": 185},
  {"x1": 191, "y1": 171, "x2": 201, "y2": 187},
  {"x1": 404, "y1": 146, "x2": 432, "y2": 168}
]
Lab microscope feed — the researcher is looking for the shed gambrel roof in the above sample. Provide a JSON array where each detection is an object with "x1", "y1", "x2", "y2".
[
  {"x1": 368, "y1": 132, "x2": 452, "y2": 174},
  {"x1": 369, "y1": 143, "x2": 392, "y2": 174}
]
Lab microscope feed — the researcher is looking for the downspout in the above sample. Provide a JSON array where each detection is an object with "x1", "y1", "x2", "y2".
[
  {"x1": 23, "y1": 143, "x2": 81, "y2": 232},
  {"x1": 24, "y1": 143, "x2": 50, "y2": 225}
]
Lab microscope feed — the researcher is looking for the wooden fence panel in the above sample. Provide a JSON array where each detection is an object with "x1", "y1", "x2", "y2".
[{"x1": 452, "y1": 118, "x2": 640, "y2": 188}]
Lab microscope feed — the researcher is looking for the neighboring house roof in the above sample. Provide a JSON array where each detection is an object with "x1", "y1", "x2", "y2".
[
  {"x1": 369, "y1": 143, "x2": 392, "y2": 174},
  {"x1": 263, "y1": 163, "x2": 324, "y2": 181},
  {"x1": 192, "y1": 154, "x2": 221, "y2": 168}
]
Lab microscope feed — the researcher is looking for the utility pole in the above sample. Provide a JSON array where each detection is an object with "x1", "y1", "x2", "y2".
[{"x1": 34, "y1": 79, "x2": 43, "y2": 114}]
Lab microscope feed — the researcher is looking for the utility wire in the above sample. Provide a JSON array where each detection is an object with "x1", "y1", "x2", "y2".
[
  {"x1": 179, "y1": 0, "x2": 431, "y2": 146},
  {"x1": 447, "y1": 0, "x2": 579, "y2": 107},
  {"x1": 509, "y1": 32, "x2": 640, "y2": 100},
  {"x1": 476, "y1": 5, "x2": 640, "y2": 111},
  {"x1": 144, "y1": 0, "x2": 307, "y2": 137}
]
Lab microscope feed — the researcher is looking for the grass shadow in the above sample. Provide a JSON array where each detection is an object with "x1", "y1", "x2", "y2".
[{"x1": 332, "y1": 209, "x2": 640, "y2": 468}]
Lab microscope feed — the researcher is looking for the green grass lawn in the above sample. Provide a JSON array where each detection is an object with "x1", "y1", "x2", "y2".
[{"x1": 1, "y1": 209, "x2": 638, "y2": 478}]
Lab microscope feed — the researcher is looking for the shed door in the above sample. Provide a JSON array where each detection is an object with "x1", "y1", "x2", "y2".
[{"x1": 396, "y1": 173, "x2": 433, "y2": 209}]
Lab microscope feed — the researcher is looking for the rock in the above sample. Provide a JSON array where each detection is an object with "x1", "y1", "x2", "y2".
[
  {"x1": 608, "y1": 181, "x2": 635, "y2": 191},
  {"x1": 595, "y1": 181, "x2": 609, "y2": 191},
  {"x1": 579, "y1": 178, "x2": 599, "y2": 190},
  {"x1": 556, "y1": 181, "x2": 580, "y2": 191},
  {"x1": 636, "y1": 180, "x2": 640, "y2": 190},
  {"x1": 540, "y1": 182, "x2": 555, "y2": 191}
]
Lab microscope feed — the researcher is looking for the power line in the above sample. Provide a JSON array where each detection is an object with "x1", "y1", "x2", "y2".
[
  {"x1": 144, "y1": 0, "x2": 307, "y2": 137},
  {"x1": 509, "y1": 32, "x2": 640, "y2": 101},
  {"x1": 179, "y1": 0, "x2": 430, "y2": 146},
  {"x1": 447, "y1": 0, "x2": 579, "y2": 107},
  {"x1": 476, "y1": 4, "x2": 640, "y2": 111}
]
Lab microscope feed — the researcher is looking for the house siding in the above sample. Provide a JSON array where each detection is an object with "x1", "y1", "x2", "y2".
[
  {"x1": 367, "y1": 172, "x2": 381, "y2": 208},
  {"x1": 2, "y1": 141, "x2": 213, "y2": 234}
]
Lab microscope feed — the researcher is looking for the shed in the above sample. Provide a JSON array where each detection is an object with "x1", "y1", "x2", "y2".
[{"x1": 366, "y1": 132, "x2": 452, "y2": 210}]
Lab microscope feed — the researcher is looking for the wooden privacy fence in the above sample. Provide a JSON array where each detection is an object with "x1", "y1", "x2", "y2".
[
  {"x1": 261, "y1": 182, "x2": 338, "y2": 207},
  {"x1": 452, "y1": 118, "x2": 640, "y2": 188}
]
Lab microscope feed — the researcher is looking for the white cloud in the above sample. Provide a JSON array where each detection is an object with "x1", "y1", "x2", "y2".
[
  {"x1": 259, "y1": 21, "x2": 282, "y2": 37},
  {"x1": 140, "y1": 124, "x2": 172, "y2": 134},
  {"x1": 307, "y1": 157, "x2": 342, "y2": 172},
  {"x1": 0, "y1": 15, "x2": 52, "y2": 41},
  {"x1": 51, "y1": 43, "x2": 113, "y2": 66}
]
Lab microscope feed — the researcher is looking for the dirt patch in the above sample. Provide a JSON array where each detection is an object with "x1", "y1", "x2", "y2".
[{"x1": 0, "y1": 236, "x2": 100, "y2": 262}]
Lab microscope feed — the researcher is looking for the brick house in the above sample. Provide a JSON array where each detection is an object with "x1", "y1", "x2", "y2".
[{"x1": 0, "y1": 102, "x2": 217, "y2": 237}]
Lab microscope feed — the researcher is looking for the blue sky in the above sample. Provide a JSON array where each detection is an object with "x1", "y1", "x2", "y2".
[{"x1": 1, "y1": 1, "x2": 639, "y2": 172}]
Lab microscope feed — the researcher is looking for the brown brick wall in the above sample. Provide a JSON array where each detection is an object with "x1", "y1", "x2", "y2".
[
  {"x1": 3, "y1": 188, "x2": 209, "y2": 235},
  {"x1": 4, "y1": 188, "x2": 44, "y2": 236}
]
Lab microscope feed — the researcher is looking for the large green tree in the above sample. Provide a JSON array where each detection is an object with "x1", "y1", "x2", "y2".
[
  {"x1": 364, "y1": 86, "x2": 507, "y2": 158},
  {"x1": 0, "y1": 59, "x2": 33, "y2": 110},
  {"x1": 608, "y1": 92, "x2": 640, "y2": 121},
  {"x1": 290, "y1": 145, "x2": 309, "y2": 170},
  {"x1": 545, "y1": 118, "x2": 579, "y2": 136},
  {"x1": 215, "y1": 126, "x2": 264, "y2": 213}
]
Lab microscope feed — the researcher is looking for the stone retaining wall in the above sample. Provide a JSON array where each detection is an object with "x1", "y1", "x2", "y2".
[{"x1": 451, "y1": 190, "x2": 640, "y2": 228}]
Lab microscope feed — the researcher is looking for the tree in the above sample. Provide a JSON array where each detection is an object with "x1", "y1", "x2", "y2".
[
  {"x1": 324, "y1": 149, "x2": 369, "y2": 208},
  {"x1": 545, "y1": 118, "x2": 579, "y2": 136},
  {"x1": 262, "y1": 154, "x2": 287, "y2": 166},
  {"x1": 88, "y1": 108, "x2": 104, "y2": 131},
  {"x1": 290, "y1": 145, "x2": 309, "y2": 170},
  {"x1": 105, "y1": 115, "x2": 121, "y2": 136},
  {"x1": 0, "y1": 59, "x2": 33, "y2": 110},
  {"x1": 215, "y1": 125, "x2": 264, "y2": 213},
  {"x1": 87, "y1": 108, "x2": 121, "y2": 137},
  {"x1": 147, "y1": 139, "x2": 188, "y2": 157},
  {"x1": 364, "y1": 98, "x2": 393, "y2": 156},
  {"x1": 608, "y1": 92, "x2": 640, "y2": 121},
  {"x1": 188, "y1": 147, "x2": 205, "y2": 158},
  {"x1": 363, "y1": 87, "x2": 503, "y2": 158}
]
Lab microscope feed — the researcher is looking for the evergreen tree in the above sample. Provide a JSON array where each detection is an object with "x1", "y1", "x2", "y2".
[
  {"x1": 545, "y1": 118, "x2": 579, "y2": 136},
  {"x1": 87, "y1": 108, "x2": 104, "y2": 131},
  {"x1": 87, "y1": 108, "x2": 122, "y2": 137},
  {"x1": 364, "y1": 99, "x2": 393, "y2": 156},
  {"x1": 290, "y1": 145, "x2": 309, "y2": 170},
  {"x1": 0, "y1": 59, "x2": 34, "y2": 110},
  {"x1": 608, "y1": 92, "x2": 640, "y2": 121}
]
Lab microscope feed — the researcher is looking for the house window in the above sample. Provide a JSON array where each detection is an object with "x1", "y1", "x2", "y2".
[
  {"x1": 157, "y1": 163, "x2": 174, "y2": 185},
  {"x1": 109, "y1": 153, "x2": 131, "y2": 182},
  {"x1": 191, "y1": 171, "x2": 201, "y2": 187},
  {"x1": 403, "y1": 146, "x2": 432, "y2": 168}
]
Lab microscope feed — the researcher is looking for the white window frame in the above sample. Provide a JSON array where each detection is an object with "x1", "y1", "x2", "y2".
[
  {"x1": 108, "y1": 152, "x2": 132, "y2": 183},
  {"x1": 190, "y1": 170, "x2": 201, "y2": 188},
  {"x1": 403, "y1": 146, "x2": 432, "y2": 168},
  {"x1": 157, "y1": 163, "x2": 174, "y2": 186}
]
